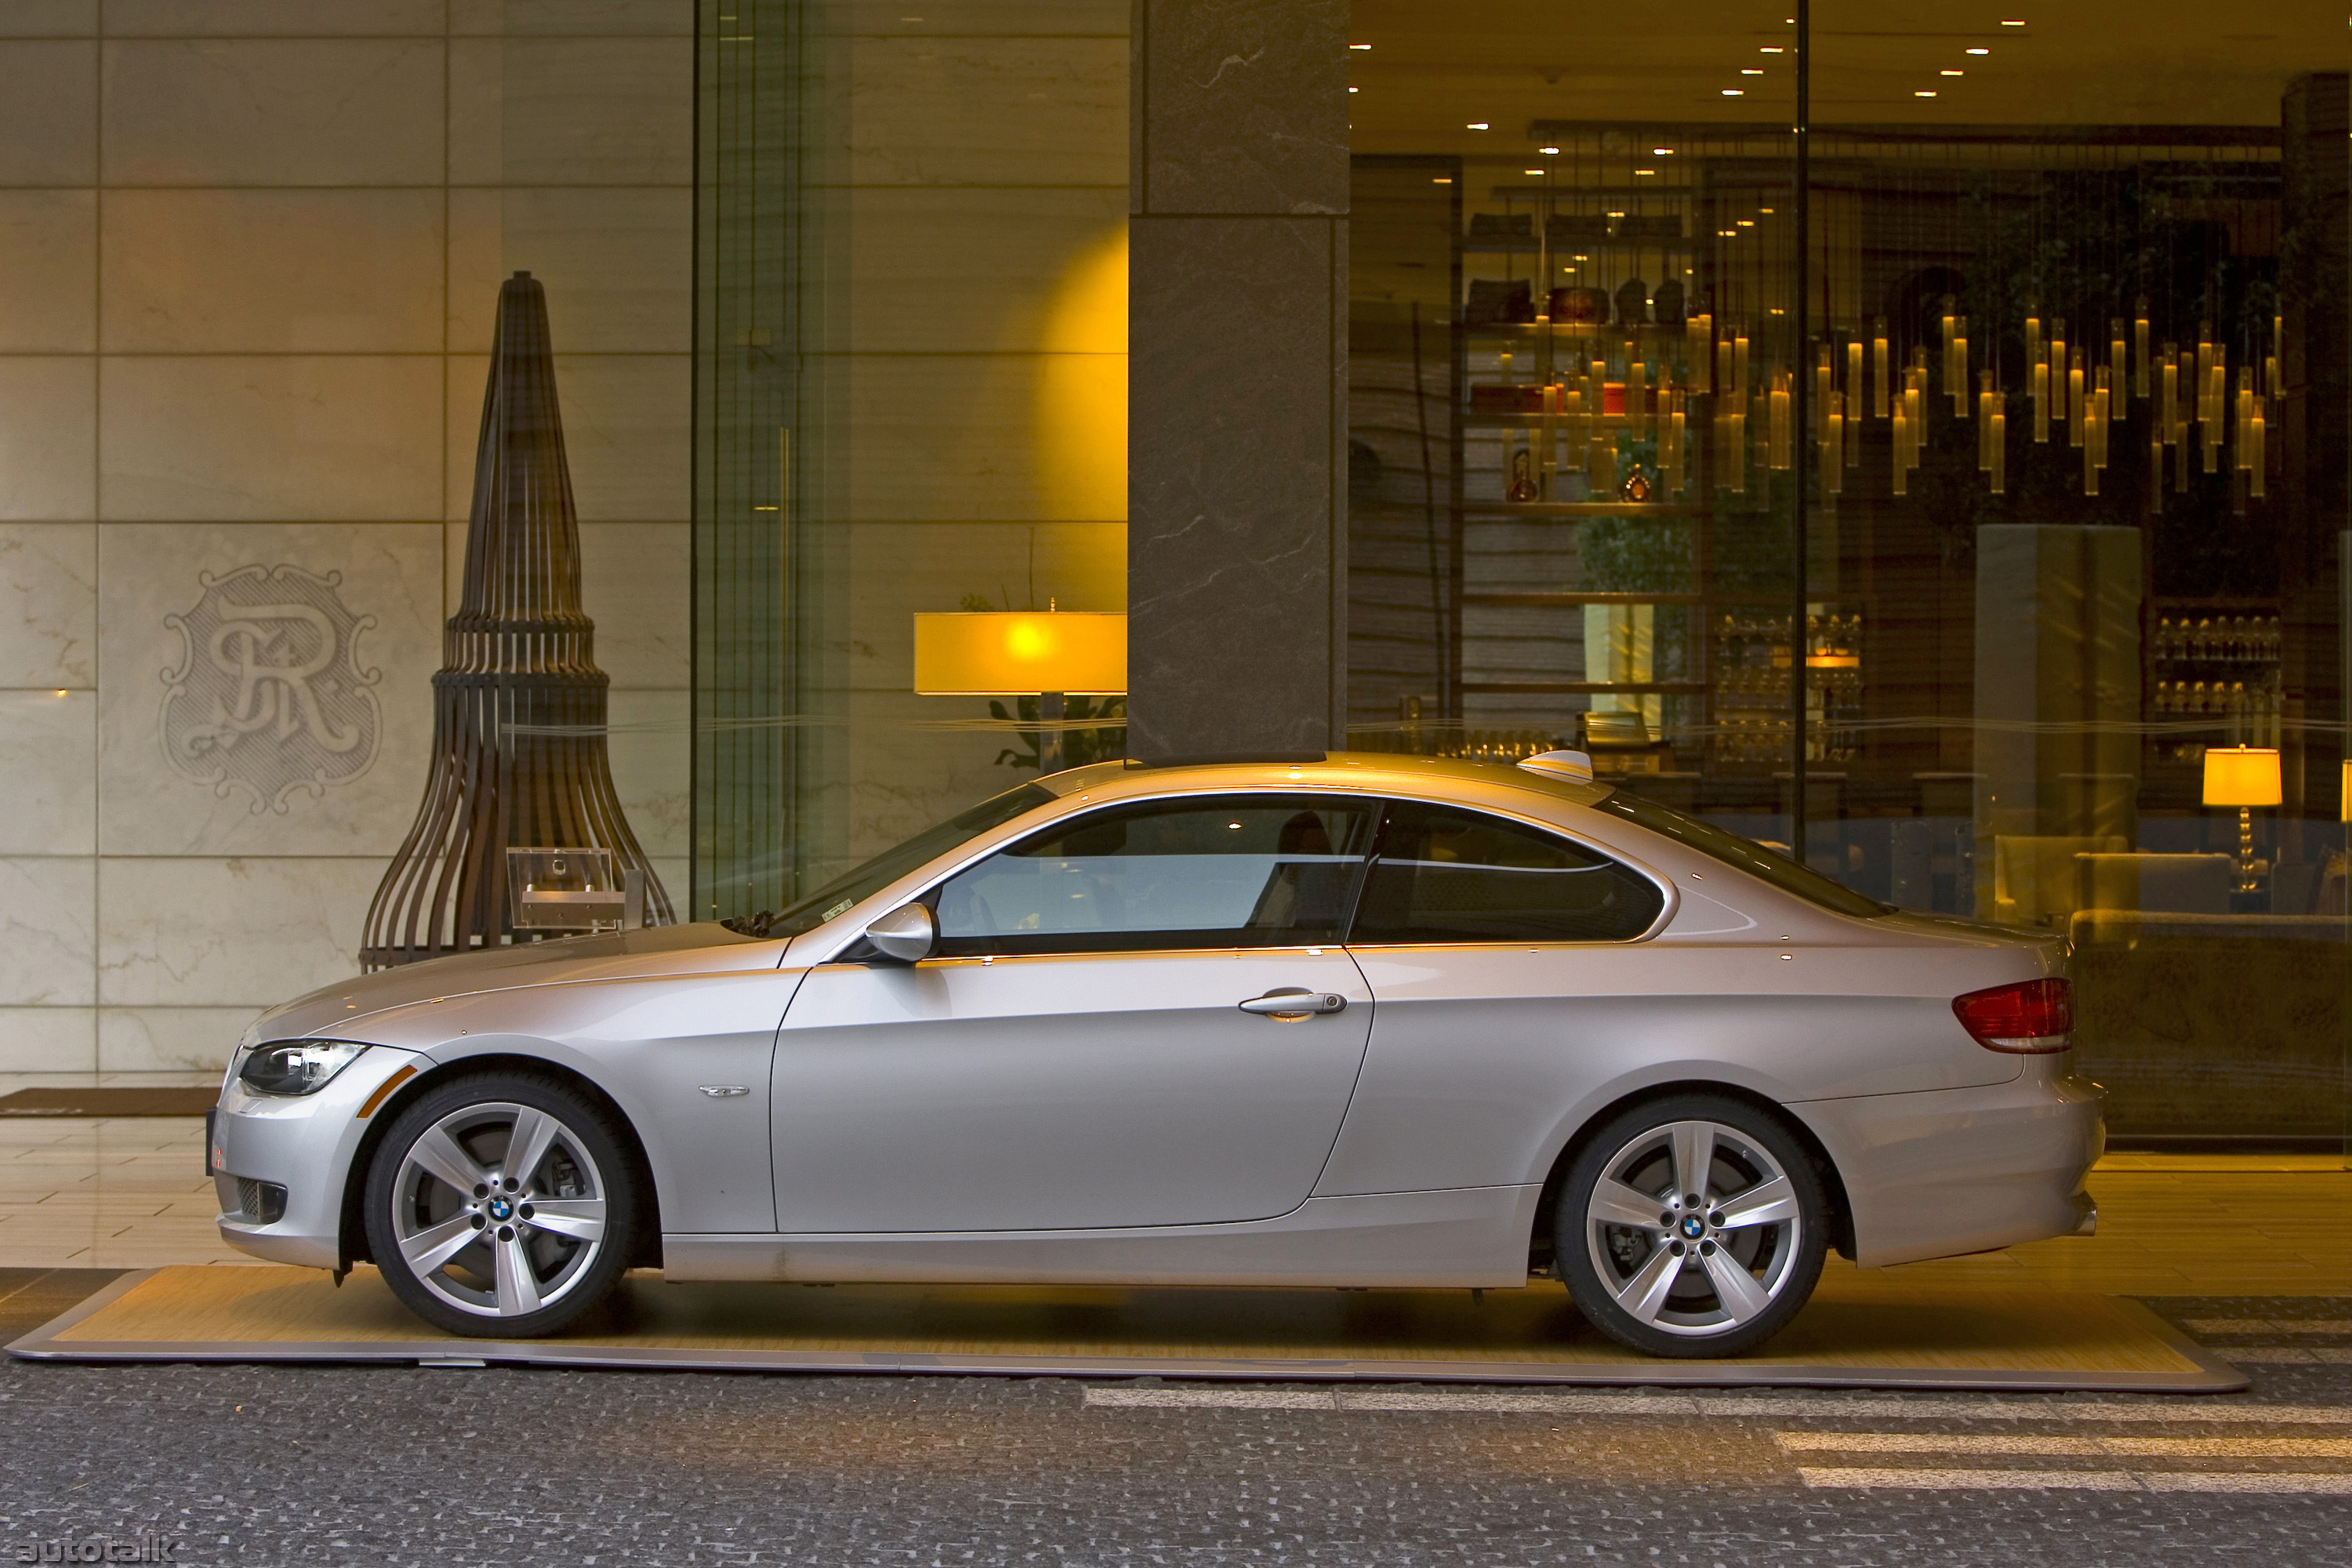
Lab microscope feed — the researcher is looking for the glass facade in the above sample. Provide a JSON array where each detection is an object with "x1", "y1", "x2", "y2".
[
  {"x1": 1345, "y1": 7, "x2": 2348, "y2": 1152},
  {"x1": 691, "y1": 5, "x2": 2347, "y2": 1156},
  {"x1": 695, "y1": 1, "x2": 1130, "y2": 922}
]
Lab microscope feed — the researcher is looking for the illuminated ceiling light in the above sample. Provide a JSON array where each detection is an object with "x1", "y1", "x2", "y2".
[
  {"x1": 1760, "y1": 45, "x2": 1784, "y2": 53},
  {"x1": 1524, "y1": 168, "x2": 1546, "y2": 175},
  {"x1": 1653, "y1": 147, "x2": 1675, "y2": 154},
  {"x1": 1432, "y1": 176, "x2": 1452, "y2": 183},
  {"x1": 1915, "y1": 89, "x2": 1939, "y2": 96},
  {"x1": 1349, "y1": 42, "x2": 1370, "y2": 49},
  {"x1": 1722, "y1": 88, "x2": 1744, "y2": 96},
  {"x1": 1347, "y1": 85, "x2": 1358, "y2": 92},
  {"x1": 1742, "y1": 68, "x2": 1764, "y2": 74},
  {"x1": 1737, "y1": 219, "x2": 1755, "y2": 227},
  {"x1": 1540, "y1": 145, "x2": 1561, "y2": 154},
  {"x1": 1466, "y1": 122, "x2": 1490, "y2": 130},
  {"x1": 1719, "y1": 229, "x2": 1738, "y2": 237},
  {"x1": 1635, "y1": 168, "x2": 1656, "y2": 176},
  {"x1": 1606, "y1": 209, "x2": 1627, "y2": 217},
  {"x1": 1759, "y1": 206, "x2": 1775, "y2": 213},
  {"x1": 2002, "y1": 17, "x2": 2025, "y2": 24},
  {"x1": 1941, "y1": 68, "x2": 1963, "y2": 75},
  {"x1": 1967, "y1": 46, "x2": 1990, "y2": 53},
  {"x1": 1571, "y1": 253, "x2": 1589, "y2": 261}
]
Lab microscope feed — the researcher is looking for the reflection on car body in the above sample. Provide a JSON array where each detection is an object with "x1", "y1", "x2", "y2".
[{"x1": 209, "y1": 752, "x2": 2100, "y2": 1357}]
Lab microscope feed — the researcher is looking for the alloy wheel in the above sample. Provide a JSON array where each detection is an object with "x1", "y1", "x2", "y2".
[
  {"x1": 1581, "y1": 1117, "x2": 1806, "y2": 1340},
  {"x1": 388, "y1": 1101, "x2": 610, "y2": 1319}
]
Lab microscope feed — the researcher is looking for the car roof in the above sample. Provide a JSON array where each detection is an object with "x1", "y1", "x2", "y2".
[{"x1": 1036, "y1": 751, "x2": 1613, "y2": 814}]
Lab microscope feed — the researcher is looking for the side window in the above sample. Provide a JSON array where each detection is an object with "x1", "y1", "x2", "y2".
[
  {"x1": 1349, "y1": 802, "x2": 1664, "y2": 946},
  {"x1": 934, "y1": 796, "x2": 1376, "y2": 956}
]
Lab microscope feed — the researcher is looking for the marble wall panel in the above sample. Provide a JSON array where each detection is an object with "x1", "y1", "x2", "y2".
[
  {"x1": 0, "y1": 690, "x2": 96, "y2": 855},
  {"x1": 0, "y1": 42, "x2": 97, "y2": 187},
  {"x1": 452, "y1": 0, "x2": 691, "y2": 34},
  {"x1": 496, "y1": 37, "x2": 691, "y2": 186},
  {"x1": 100, "y1": 356, "x2": 443, "y2": 522},
  {"x1": 94, "y1": 522, "x2": 442, "y2": 858},
  {"x1": 101, "y1": 190, "x2": 445, "y2": 355},
  {"x1": 834, "y1": 187, "x2": 1127, "y2": 356},
  {"x1": 843, "y1": 689, "x2": 1023, "y2": 858},
  {"x1": 1127, "y1": 216, "x2": 1338, "y2": 760},
  {"x1": 0, "y1": 358, "x2": 96, "y2": 522},
  {"x1": 0, "y1": 3, "x2": 94, "y2": 36},
  {"x1": 447, "y1": 38, "x2": 505, "y2": 188},
  {"x1": 0, "y1": 524, "x2": 96, "y2": 688},
  {"x1": 96, "y1": 855, "x2": 380, "y2": 1007},
  {"x1": 0, "y1": 1009, "x2": 94, "y2": 1073},
  {"x1": 101, "y1": 40, "x2": 444, "y2": 187},
  {"x1": 826, "y1": 353, "x2": 1127, "y2": 524},
  {"x1": 0, "y1": 191, "x2": 96, "y2": 354},
  {"x1": 1137, "y1": 0, "x2": 1346, "y2": 216},
  {"x1": 97, "y1": 1006, "x2": 256, "y2": 1073},
  {"x1": 448, "y1": 187, "x2": 692, "y2": 355},
  {"x1": 101, "y1": 2, "x2": 446, "y2": 34},
  {"x1": 604, "y1": 685, "x2": 688, "y2": 862},
  {"x1": 577, "y1": 522, "x2": 688, "y2": 689},
  {"x1": 834, "y1": 35, "x2": 1127, "y2": 189},
  {"x1": 0, "y1": 857, "x2": 93, "y2": 1007}
]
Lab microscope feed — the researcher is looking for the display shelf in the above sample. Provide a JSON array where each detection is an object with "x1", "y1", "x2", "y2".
[{"x1": 1457, "y1": 501, "x2": 1707, "y2": 517}]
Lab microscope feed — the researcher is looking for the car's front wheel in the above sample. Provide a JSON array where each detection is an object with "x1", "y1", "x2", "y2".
[
  {"x1": 363, "y1": 1073, "x2": 638, "y2": 1338},
  {"x1": 1556, "y1": 1094, "x2": 1828, "y2": 1358}
]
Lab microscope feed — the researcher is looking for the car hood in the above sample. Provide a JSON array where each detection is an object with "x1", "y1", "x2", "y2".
[{"x1": 249, "y1": 922, "x2": 779, "y2": 1045}]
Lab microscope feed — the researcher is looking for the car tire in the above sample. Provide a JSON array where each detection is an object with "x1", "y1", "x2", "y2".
[
  {"x1": 1555, "y1": 1094, "x2": 1828, "y2": 1359},
  {"x1": 363, "y1": 1072, "x2": 640, "y2": 1338}
]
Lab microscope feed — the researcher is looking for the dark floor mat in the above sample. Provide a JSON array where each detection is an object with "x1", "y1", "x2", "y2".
[{"x1": 0, "y1": 1087, "x2": 214, "y2": 1117}]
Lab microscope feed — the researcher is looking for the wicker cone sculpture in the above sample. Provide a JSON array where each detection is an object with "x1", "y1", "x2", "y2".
[{"x1": 361, "y1": 272, "x2": 673, "y2": 968}]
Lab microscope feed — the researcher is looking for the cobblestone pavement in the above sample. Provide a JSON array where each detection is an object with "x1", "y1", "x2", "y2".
[{"x1": 2, "y1": 1282, "x2": 2349, "y2": 1568}]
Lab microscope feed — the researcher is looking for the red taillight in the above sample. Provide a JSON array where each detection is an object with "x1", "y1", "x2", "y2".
[{"x1": 1952, "y1": 978, "x2": 2072, "y2": 1054}]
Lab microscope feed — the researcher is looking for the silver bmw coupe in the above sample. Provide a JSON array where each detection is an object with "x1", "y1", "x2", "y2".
[{"x1": 211, "y1": 753, "x2": 2100, "y2": 1357}]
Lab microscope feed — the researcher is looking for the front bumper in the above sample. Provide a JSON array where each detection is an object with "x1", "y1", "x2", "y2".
[
  {"x1": 212, "y1": 1045, "x2": 426, "y2": 1270},
  {"x1": 1795, "y1": 1068, "x2": 2105, "y2": 1269}
]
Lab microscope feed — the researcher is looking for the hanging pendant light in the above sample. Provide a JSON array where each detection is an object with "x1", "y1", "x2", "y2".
[
  {"x1": 2249, "y1": 384, "x2": 2267, "y2": 501},
  {"x1": 1846, "y1": 338, "x2": 1864, "y2": 443},
  {"x1": 1872, "y1": 317, "x2": 1890, "y2": 419},
  {"x1": 1950, "y1": 315, "x2": 1970, "y2": 416},
  {"x1": 2068, "y1": 349, "x2": 2086, "y2": 449},
  {"x1": 1977, "y1": 371, "x2": 1998, "y2": 475},
  {"x1": 2133, "y1": 300, "x2": 2151, "y2": 401},
  {"x1": 1690, "y1": 311, "x2": 1714, "y2": 395},
  {"x1": 2031, "y1": 325, "x2": 2050, "y2": 445},
  {"x1": 1989, "y1": 383, "x2": 2007, "y2": 496},
  {"x1": 2049, "y1": 318, "x2": 2069, "y2": 435},
  {"x1": 1824, "y1": 390, "x2": 1844, "y2": 497},
  {"x1": 2109, "y1": 318, "x2": 2127, "y2": 409},
  {"x1": 2160, "y1": 343, "x2": 2179, "y2": 449},
  {"x1": 1768, "y1": 368, "x2": 1791, "y2": 471},
  {"x1": 1892, "y1": 397, "x2": 1910, "y2": 496}
]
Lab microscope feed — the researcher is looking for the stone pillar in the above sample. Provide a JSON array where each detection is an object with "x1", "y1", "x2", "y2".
[{"x1": 1127, "y1": 0, "x2": 1350, "y2": 764}]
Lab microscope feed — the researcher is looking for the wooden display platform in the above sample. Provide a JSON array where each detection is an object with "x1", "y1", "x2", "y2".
[{"x1": 5, "y1": 1264, "x2": 2245, "y2": 1392}]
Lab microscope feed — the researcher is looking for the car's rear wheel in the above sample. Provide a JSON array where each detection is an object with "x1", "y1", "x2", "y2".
[
  {"x1": 1556, "y1": 1094, "x2": 1828, "y2": 1358},
  {"x1": 363, "y1": 1073, "x2": 638, "y2": 1338}
]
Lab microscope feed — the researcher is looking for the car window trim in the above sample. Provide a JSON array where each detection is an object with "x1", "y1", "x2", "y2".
[
  {"x1": 1342, "y1": 795, "x2": 1679, "y2": 949},
  {"x1": 811, "y1": 788, "x2": 1386, "y2": 964}
]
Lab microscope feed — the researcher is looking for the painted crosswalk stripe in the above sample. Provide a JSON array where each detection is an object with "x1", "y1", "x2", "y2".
[
  {"x1": 2182, "y1": 1319, "x2": 2352, "y2": 1336},
  {"x1": 1798, "y1": 1467, "x2": 2139, "y2": 1490},
  {"x1": 1084, "y1": 1388, "x2": 2352, "y2": 1424},
  {"x1": 1777, "y1": 1432, "x2": 2352, "y2": 1458},
  {"x1": 1798, "y1": 1467, "x2": 2352, "y2": 1494}
]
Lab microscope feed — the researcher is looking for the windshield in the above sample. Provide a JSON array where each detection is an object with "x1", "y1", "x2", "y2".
[
  {"x1": 753, "y1": 783, "x2": 1057, "y2": 939},
  {"x1": 1592, "y1": 789, "x2": 1893, "y2": 920}
]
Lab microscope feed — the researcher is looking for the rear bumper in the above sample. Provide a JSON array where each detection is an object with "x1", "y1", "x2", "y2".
[{"x1": 1794, "y1": 1069, "x2": 2104, "y2": 1269}]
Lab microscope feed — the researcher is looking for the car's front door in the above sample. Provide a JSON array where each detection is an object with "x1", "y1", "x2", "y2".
[{"x1": 770, "y1": 794, "x2": 1377, "y2": 1232}]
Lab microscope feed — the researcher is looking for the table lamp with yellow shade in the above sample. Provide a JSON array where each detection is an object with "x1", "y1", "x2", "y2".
[
  {"x1": 913, "y1": 609, "x2": 1127, "y2": 772},
  {"x1": 2201, "y1": 744, "x2": 2281, "y2": 895}
]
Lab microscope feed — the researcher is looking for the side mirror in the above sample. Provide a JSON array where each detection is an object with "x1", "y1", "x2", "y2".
[{"x1": 862, "y1": 902, "x2": 937, "y2": 964}]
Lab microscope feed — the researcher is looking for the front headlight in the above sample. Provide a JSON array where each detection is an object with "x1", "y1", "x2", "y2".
[{"x1": 238, "y1": 1040, "x2": 371, "y2": 1097}]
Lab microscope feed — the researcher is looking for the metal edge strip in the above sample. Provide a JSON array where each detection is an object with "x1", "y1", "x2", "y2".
[{"x1": 4, "y1": 1269, "x2": 157, "y2": 1359}]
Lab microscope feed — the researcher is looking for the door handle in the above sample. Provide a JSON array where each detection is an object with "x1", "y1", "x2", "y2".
[{"x1": 1239, "y1": 988, "x2": 1347, "y2": 1019}]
